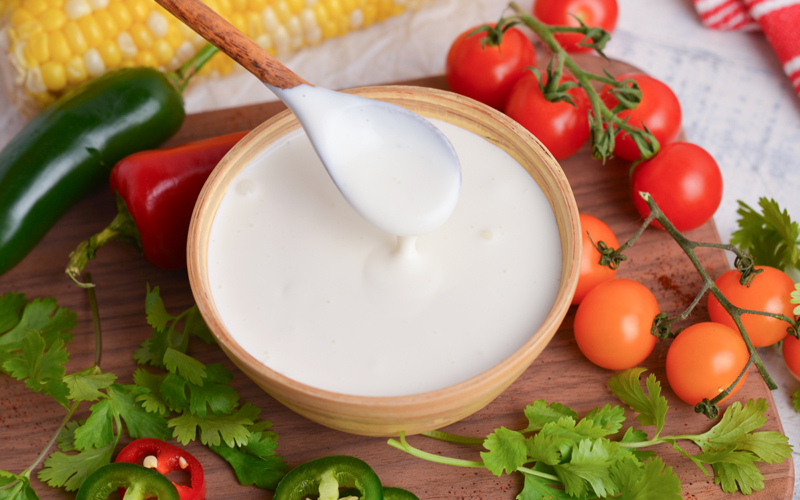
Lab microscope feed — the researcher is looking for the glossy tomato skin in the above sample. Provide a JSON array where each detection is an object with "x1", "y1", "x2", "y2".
[
  {"x1": 666, "y1": 322, "x2": 749, "y2": 405},
  {"x1": 630, "y1": 142, "x2": 723, "y2": 232},
  {"x1": 505, "y1": 72, "x2": 590, "y2": 160},
  {"x1": 445, "y1": 25, "x2": 536, "y2": 110},
  {"x1": 708, "y1": 266, "x2": 795, "y2": 347},
  {"x1": 573, "y1": 214, "x2": 618, "y2": 305},
  {"x1": 573, "y1": 279, "x2": 659, "y2": 370},
  {"x1": 782, "y1": 335, "x2": 800, "y2": 381},
  {"x1": 601, "y1": 73, "x2": 682, "y2": 161},
  {"x1": 533, "y1": 0, "x2": 618, "y2": 53}
]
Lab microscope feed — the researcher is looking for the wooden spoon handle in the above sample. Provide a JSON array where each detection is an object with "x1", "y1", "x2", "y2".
[{"x1": 155, "y1": 0, "x2": 309, "y2": 89}]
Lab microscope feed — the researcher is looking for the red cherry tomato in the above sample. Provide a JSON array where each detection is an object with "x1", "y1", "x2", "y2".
[
  {"x1": 630, "y1": 142, "x2": 723, "y2": 232},
  {"x1": 600, "y1": 73, "x2": 682, "y2": 161},
  {"x1": 505, "y1": 72, "x2": 590, "y2": 160},
  {"x1": 573, "y1": 278, "x2": 659, "y2": 370},
  {"x1": 573, "y1": 214, "x2": 618, "y2": 305},
  {"x1": 445, "y1": 23, "x2": 536, "y2": 110},
  {"x1": 708, "y1": 266, "x2": 795, "y2": 347},
  {"x1": 533, "y1": 0, "x2": 618, "y2": 53},
  {"x1": 666, "y1": 322, "x2": 749, "y2": 405},
  {"x1": 782, "y1": 334, "x2": 800, "y2": 381}
]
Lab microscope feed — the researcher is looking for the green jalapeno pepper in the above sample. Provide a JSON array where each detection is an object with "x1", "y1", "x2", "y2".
[
  {"x1": 341, "y1": 487, "x2": 420, "y2": 500},
  {"x1": 273, "y1": 456, "x2": 383, "y2": 500},
  {"x1": 75, "y1": 462, "x2": 179, "y2": 500},
  {"x1": 0, "y1": 44, "x2": 217, "y2": 277}
]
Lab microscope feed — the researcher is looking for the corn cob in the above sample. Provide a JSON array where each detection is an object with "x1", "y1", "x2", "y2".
[{"x1": 1, "y1": 0, "x2": 431, "y2": 108}]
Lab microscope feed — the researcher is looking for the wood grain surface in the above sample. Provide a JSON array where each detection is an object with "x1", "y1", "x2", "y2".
[{"x1": 0, "y1": 55, "x2": 793, "y2": 499}]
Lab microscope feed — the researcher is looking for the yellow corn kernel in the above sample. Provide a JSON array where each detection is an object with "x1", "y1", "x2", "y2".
[
  {"x1": 312, "y1": 2, "x2": 327, "y2": 26},
  {"x1": 130, "y1": 22, "x2": 152, "y2": 48},
  {"x1": 48, "y1": 31, "x2": 72, "y2": 62},
  {"x1": 261, "y1": 5, "x2": 279, "y2": 32},
  {"x1": 46, "y1": 0, "x2": 64, "y2": 8},
  {"x1": 41, "y1": 61, "x2": 67, "y2": 90},
  {"x1": 120, "y1": 58, "x2": 135, "y2": 67},
  {"x1": 321, "y1": 19, "x2": 336, "y2": 38},
  {"x1": 287, "y1": 0, "x2": 303, "y2": 13},
  {"x1": 340, "y1": 0, "x2": 355, "y2": 14},
  {"x1": 27, "y1": 31, "x2": 49, "y2": 63},
  {"x1": 152, "y1": 39, "x2": 173, "y2": 65},
  {"x1": 146, "y1": 11, "x2": 168, "y2": 38},
  {"x1": 323, "y1": 0, "x2": 341, "y2": 21},
  {"x1": 107, "y1": 1, "x2": 132, "y2": 30},
  {"x1": 39, "y1": 9, "x2": 66, "y2": 31},
  {"x1": 362, "y1": 3, "x2": 376, "y2": 26},
  {"x1": 77, "y1": 15, "x2": 102, "y2": 47},
  {"x1": 390, "y1": 3, "x2": 403, "y2": 16},
  {"x1": 229, "y1": 12, "x2": 246, "y2": 34},
  {"x1": 97, "y1": 39, "x2": 122, "y2": 66},
  {"x1": 129, "y1": 0, "x2": 149, "y2": 21},
  {"x1": 13, "y1": 19, "x2": 43, "y2": 38},
  {"x1": 273, "y1": 24, "x2": 289, "y2": 54},
  {"x1": 274, "y1": 0, "x2": 291, "y2": 23},
  {"x1": 116, "y1": 31, "x2": 137, "y2": 58},
  {"x1": 83, "y1": 47, "x2": 106, "y2": 75},
  {"x1": 336, "y1": 16, "x2": 348, "y2": 35},
  {"x1": 246, "y1": 12, "x2": 264, "y2": 38},
  {"x1": 22, "y1": 0, "x2": 46, "y2": 15},
  {"x1": 65, "y1": 54, "x2": 88, "y2": 83},
  {"x1": 63, "y1": 21, "x2": 88, "y2": 53},
  {"x1": 348, "y1": 7, "x2": 363, "y2": 29},
  {"x1": 135, "y1": 49, "x2": 156, "y2": 67},
  {"x1": 376, "y1": 0, "x2": 392, "y2": 21},
  {"x1": 64, "y1": 0, "x2": 91, "y2": 20},
  {"x1": 231, "y1": 0, "x2": 246, "y2": 13},
  {"x1": 165, "y1": 23, "x2": 183, "y2": 48},
  {"x1": 215, "y1": 0, "x2": 231, "y2": 16},
  {"x1": 10, "y1": 8, "x2": 35, "y2": 26},
  {"x1": 287, "y1": 15, "x2": 303, "y2": 48},
  {"x1": 247, "y1": 0, "x2": 266, "y2": 12},
  {"x1": 94, "y1": 10, "x2": 118, "y2": 37}
]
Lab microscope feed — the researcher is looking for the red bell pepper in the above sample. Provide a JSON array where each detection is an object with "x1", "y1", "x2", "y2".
[
  {"x1": 115, "y1": 438, "x2": 206, "y2": 500},
  {"x1": 66, "y1": 130, "x2": 248, "y2": 286}
]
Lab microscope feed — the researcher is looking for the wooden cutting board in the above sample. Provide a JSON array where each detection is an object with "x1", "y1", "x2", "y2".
[{"x1": 0, "y1": 55, "x2": 793, "y2": 499}]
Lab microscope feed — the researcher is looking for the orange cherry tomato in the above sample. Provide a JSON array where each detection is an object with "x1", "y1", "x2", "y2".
[
  {"x1": 666, "y1": 322, "x2": 749, "y2": 405},
  {"x1": 573, "y1": 278, "x2": 659, "y2": 370},
  {"x1": 707, "y1": 266, "x2": 795, "y2": 347},
  {"x1": 782, "y1": 334, "x2": 800, "y2": 382},
  {"x1": 573, "y1": 214, "x2": 618, "y2": 305}
]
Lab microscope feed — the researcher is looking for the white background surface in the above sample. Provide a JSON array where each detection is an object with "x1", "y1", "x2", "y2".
[{"x1": 1, "y1": 0, "x2": 799, "y2": 495}]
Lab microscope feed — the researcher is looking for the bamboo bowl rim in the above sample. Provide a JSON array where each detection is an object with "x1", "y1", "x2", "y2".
[{"x1": 187, "y1": 85, "x2": 581, "y2": 414}]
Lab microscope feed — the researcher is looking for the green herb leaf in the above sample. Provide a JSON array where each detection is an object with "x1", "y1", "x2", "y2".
[
  {"x1": 56, "y1": 421, "x2": 81, "y2": 452},
  {"x1": 516, "y1": 472, "x2": 571, "y2": 500},
  {"x1": 184, "y1": 306, "x2": 215, "y2": 344},
  {"x1": 169, "y1": 402, "x2": 260, "y2": 447},
  {"x1": 552, "y1": 438, "x2": 621, "y2": 498},
  {"x1": 691, "y1": 399, "x2": 773, "y2": 453},
  {"x1": 145, "y1": 284, "x2": 174, "y2": 331},
  {"x1": 160, "y1": 373, "x2": 189, "y2": 411},
  {"x1": 712, "y1": 461, "x2": 764, "y2": 495},
  {"x1": 73, "y1": 399, "x2": 114, "y2": 451},
  {"x1": 0, "y1": 470, "x2": 39, "y2": 500},
  {"x1": 39, "y1": 441, "x2": 115, "y2": 492},
  {"x1": 163, "y1": 347, "x2": 206, "y2": 385},
  {"x1": 3, "y1": 331, "x2": 69, "y2": 407},
  {"x1": 0, "y1": 298, "x2": 76, "y2": 370},
  {"x1": 731, "y1": 198, "x2": 800, "y2": 270},
  {"x1": 63, "y1": 368, "x2": 116, "y2": 402},
  {"x1": 584, "y1": 404, "x2": 625, "y2": 436},
  {"x1": 620, "y1": 428, "x2": 656, "y2": 462},
  {"x1": 106, "y1": 384, "x2": 171, "y2": 441},
  {"x1": 208, "y1": 423, "x2": 287, "y2": 490},
  {"x1": 0, "y1": 293, "x2": 27, "y2": 333},
  {"x1": 480, "y1": 427, "x2": 528, "y2": 476},
  {"x1": 132, "y1": 369, "x2": 168, "y2": 415},
  {"x1": 608, "y1": 368, "x2": 667, "y2": 436},
  {"x1": 612, "y1": 457, "x2": 681, "y2": 500},
  {"x1": 792, "y1": 387, "x2": 800, "y2": 412},
  {"x1": 188, "y1": 364, "x2": 239, "y2": 417},
  {"x1": 523, "y1": 401, "x2": 577, "y2": 432},
  {"x1": 525, "y1": 432, "x2": 562, "y2": 466}
]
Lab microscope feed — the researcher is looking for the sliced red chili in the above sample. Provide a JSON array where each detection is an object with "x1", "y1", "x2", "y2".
[{"x1": 115, "y1": 438, "x2": 206, "y2": 500}]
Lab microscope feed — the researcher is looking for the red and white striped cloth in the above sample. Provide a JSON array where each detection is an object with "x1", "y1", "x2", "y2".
[{"x1": 693, "y1": 0, "x2": 800, "y2": 96}]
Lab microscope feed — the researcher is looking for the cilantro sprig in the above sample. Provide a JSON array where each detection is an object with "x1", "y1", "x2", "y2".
[
  {"x1": 389, "y1": 368, "x2": 791, "y2": 498},
  {"x1": 731, "y1": 198, "x2": 800, "y2": 272}
]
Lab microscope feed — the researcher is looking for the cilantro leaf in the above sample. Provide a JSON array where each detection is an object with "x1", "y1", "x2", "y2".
[
  {"x1": 63, "y1": 368, "x2": 116, "y2": 402},
  {"x1": 160, "y1": 373, "x2": 189, "y2": 411},
  {"x1": 163, "y1": 347, "x2": 206, "y2": 385},
  {"x1": 523, "y1": 401, "x2": 577, "y2": 432},
  {"x1": 188, "y1": 364, "x2": 239, "y2": 417},
  {"x1": 608, "y1": 368, "x2": 667, "y2": 437},
  {"x1": 620, "y1": 428, "x2": 656, "y2": 462},
  {"x1": 553, "y1": 438, "x2": 621, "y2": 498},
  {"x1": 208, "y1": 423, "x2": 287, "y2": 490},
  {"x1": 132, "y1": 369, "x2": 168, "y2": 415},
  {"x1": 481, "y1": 427, "x2": 528, "y2": 476},
  {"x1": 56, "y1": 421, "x2": 81, "y2": 452},
  {"x1": 525, "y1": 431, "x2": 561, "y2": 466},
  {"x1": 691, "y1": 399, "x2": 785, "y2": 461},
  {"x1": 731, "y1": 198, "x2": 800, "y2": 271},
  {"x1": 712, "y1": 461, "x2": 764, "y2": 495},
  {"x1": 73, "y1": 399, "x2": 115, "y2": 451},
  {"x1": 0, "y1": 292, "x2": 27, "y2": 333},
  {"x1": 584, "y1": 404, "x2": 625, "y2": 436},
  {"x1": 0, "y1": 470, "x2": 39, "y2": 500},
  {"x1": 145, "y1": 284, "x2": 174, "y2": 331},
  {"x1": 3, "y1": 331, "x2": 69, "y2": 407},
  {"x1": 184, "y1": 306, "x2": 215, "y2": 345},
  {"x1": 170, "y1": 402, "x2": 260, "y2": 447},
  {"x1": 133, "y1": 334, "x2": 166, "y2": 368},
  {"x1": 0, "y1": 298, "x2": 76, "y2": 354},
  {"x1": 734, "y1": 431, "x2": 792, "y2": 464},
  {"x1": 517, "y1": 473, "x2": 571, "y2": 500},
  {"x1": 612, "y1": 457, "x2": 681, "y2": 500},
  {"x1": 537, "y1": 416, "x2": 608, "y2": 461},
  {"x1": 106, "y1": 384, "x2": 171, "y2": 441},
  {"x1": 39, "y1": 441, "x2": 115, "y2": 491}
]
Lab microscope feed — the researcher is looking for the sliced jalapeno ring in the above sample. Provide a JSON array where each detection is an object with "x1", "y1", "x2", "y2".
[
  {"x1": 76, "y1": 462, "x2": 179, "y2": 500},
  {"x1": 273, "y1": 456, "x2": 383, "y2": 500}
]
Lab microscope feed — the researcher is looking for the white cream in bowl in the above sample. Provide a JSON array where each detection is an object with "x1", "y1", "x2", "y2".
[{"x1": 206, "y1": 118, "x2": 561, "y2": 397}]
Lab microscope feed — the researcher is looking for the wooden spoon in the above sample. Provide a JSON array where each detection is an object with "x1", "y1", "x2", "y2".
[{"x1": 155, "y1": 0, "x2": 462, "y2": 237}]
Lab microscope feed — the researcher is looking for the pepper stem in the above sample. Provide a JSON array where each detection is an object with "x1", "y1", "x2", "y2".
[
  {"x1": 169, "y1": 43, "x2": 220, "y2": 93},
  {"x1": 66, "y1": 193, "x2": 142, "y2": 288}
]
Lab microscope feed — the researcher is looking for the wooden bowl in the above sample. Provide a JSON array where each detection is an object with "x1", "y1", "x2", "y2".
[{"x1": 187, "y1": 85, "x2": 581, "y2": 437}]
